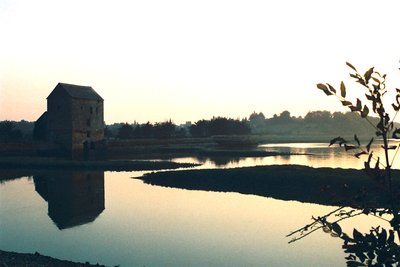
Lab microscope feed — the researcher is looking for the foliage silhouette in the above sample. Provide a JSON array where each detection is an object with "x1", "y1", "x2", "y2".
[
  {"x1": 190, "y1": 117, "x2": 250, "y2": 137},
  {"x1": 288, "y1": 62, "x2": 400, "y2": 266},
  {"x1": 248, "y1": 110, "x2": 388, "y2": 138},
  {"x1": 0, "y1": 121, "x2": 23, "y2": 142},
  {"x1": 117, "y1": 123, "x2": 134, "y2": 140},
  {"x1": 115, "y1": 121, "x2": 178, "y2": 139}
]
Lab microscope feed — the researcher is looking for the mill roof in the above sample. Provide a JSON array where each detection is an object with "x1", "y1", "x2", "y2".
[{"x1": 48, "y1": 83, "x2": 103, "y2": 101}]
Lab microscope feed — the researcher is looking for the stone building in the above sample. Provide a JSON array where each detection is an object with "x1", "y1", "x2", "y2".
[{"x1": 34, "y1": 83, "x2": 104, "y2": 159}]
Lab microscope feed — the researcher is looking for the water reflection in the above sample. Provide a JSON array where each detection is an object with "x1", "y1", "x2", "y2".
[
  {"x1": 194, "y1": 156, "x2": 242, "y2": 167},
  {"x1": 33, "y1": 171, "x2": 105, "y2": 230},
  {"x1": 0, "y1": 171, "x2": 347, "y2": 266},
  {"x1": 166, "y1": 142, "x2": 400, "y2": 170},
  {"x1": 1, "y1": 143, "x2": 398, "y2": 266}
]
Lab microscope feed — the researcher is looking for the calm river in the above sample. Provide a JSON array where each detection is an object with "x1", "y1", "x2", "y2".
[{"x1": 0, "y1": 143, "x2": 396, "y2": 266}]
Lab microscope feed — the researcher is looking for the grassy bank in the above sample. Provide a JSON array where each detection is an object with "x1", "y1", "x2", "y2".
[{"x1": 139, "y1": 165, "x2": 400, "y2": 208}]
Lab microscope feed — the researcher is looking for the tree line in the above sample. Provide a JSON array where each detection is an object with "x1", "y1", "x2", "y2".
[
  {"x1": 0, "y1": 120, "x2": 32, "y2": 142},
  {"x1": 110, "y1": 120, "x2": 185, "y2": 139},
  {"x1": 108, "y1": 117, "x2": 251, "y2": 139},
  {"x1": 248, "y1": 110, "x2": 383, "y2": 137},
  {"x1": 0, "y1": 110, "x2": 390, "y2": 142}
]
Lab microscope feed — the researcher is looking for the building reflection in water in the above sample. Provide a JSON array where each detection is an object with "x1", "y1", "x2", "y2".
[{"x1": 34, "y1": 171, "x2": 105, "y2": 230}]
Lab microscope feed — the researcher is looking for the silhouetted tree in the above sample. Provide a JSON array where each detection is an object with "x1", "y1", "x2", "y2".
[
  {"x1": 0, "y1": 121, "x2": 23, "y2": 142},
  {"x1": 117, "y1": 123, "x2": 134, "y2": 139},
  {"x1": 153, "y1": 120, "x2": 176, "y2": 139},
  {"x1": 277, "y1": 110, "x2": 292, "y2": 121},
  {"x1": 104, "y1": 126, "x2": 114, "y2": 139},
  {"x1": 190, "y1": 117, "x2": 250, "y2": 137},
  {"x1": 288, "y1": 62, "x2": 400, "y2": 266},
  {"x1": 190, "y1": 120, "x2": 210, "y2": 137},
  {"x1": 132, "y1": 122, "x2": 154, "y2": 138},
  {"x1": 304, "y1": 110, "x2": 332, "y2": 123},
  {"x1": 249, "y1": 112, "x2": 265, "y2": 122}
]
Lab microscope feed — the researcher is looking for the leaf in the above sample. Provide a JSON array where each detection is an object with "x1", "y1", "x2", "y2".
[
  {"x1": 365, "y1": 94, "x2": 374, "y2": 101},
  {"x1": 378, "y1": 229, "x2": 387, "y2": 245},
  {"x1": 360, "y1": 105, "x2": 369, "y2": 118},
  {"x1": 331, "y1": 222, "x2": 342, "y2": 236},
  {"x1": 327, "y1": 83, "x2": 336, "y2": 94},
  {"x1": 365, "y1": 153, "x2": 373, "y2": 169},
  {"x1": 384, "y1": 114, "x2": 390, "y2": 125},
  {"x1": 329, "y1": 137, "x2": 347, "y2": 146},
  {"x1": 356, "y1": 99, "x2": 362, "y2": 111},
  {"x1": 341, "y1": 100, "x2": 352, "y2": 106},
  {"x1": 344, "y1": 144, "x2": 357, "y2": 151},
  {"x1": 392, "y1": 128, "x2": 400, "y2": 139},
  {"x1": 346, "y1": 261, "x2": 365, "y2": 267},
  {"x1": 346, "y1": 62, "x2": 357, "y2": 72},
  {"x1": 317, "y1": 83, "x2": 328, "y2": 91},
  {"x1": 371, "y1": 77, "x2": 380, "y2": 83},
  {"x1": 349, "y1": 105, "x2": 358, "y2": 112},
  {"x1": 322, "y1": 226, "x2": 331, "y2": 233},
  {"x1": 392, "y1": 103, "x2": 400, "y2": 111},
  {"x1": 375, "y1": 157, "x2": 380, "y2": 170},
  {"x1": 387, "y1": 145, "x2": 397, "y2": 150},
  {"x1": 388, "y1": 230, "x2": 395, "y2": 243},
  {"x1": 356, "y1": 78, "x2": 366, "y2": 87},
  {"x1": 316, "y1": 83, "x2": 334, "y2": 96},
  {"x1": 353, "y1": 229, "x2": 364, "y2": 240},
  {"x1": 354, "y1": 151, "x2": 368, "y2": 158},
  {"x1": 354, "y1": 134, "x2": 360, "y2": 146},
  {"x1": 389, "y1": 122, "x2": 394, "y2": 131},
  {"x1": 340, "y1": 81, "x2": 346, "y2": 98},
  {"x1": 366, "y1": 138, "x2": 374, "y2": 152},
  {"x1": 364, "y1": 67, "x2": 374, "y2": 83}
]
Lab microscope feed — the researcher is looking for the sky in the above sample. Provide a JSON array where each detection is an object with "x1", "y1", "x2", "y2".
[{"x1": 1, "y1": 0, "x2": 399, "y2": 124}]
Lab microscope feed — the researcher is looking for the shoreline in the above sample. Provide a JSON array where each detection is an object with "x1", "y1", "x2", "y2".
[
  {"x1": 0, "y1": 147, "x2": 308, "y2": 171},
  {"x1": 139, "y1": 164, "x2": 400, "y2": 209},
  {"x1": 0, "y1": 156, "x2": 199, "y2": 172},
  {"x1": 0, "y1": 250, "x2": 108, "y2": 267}
]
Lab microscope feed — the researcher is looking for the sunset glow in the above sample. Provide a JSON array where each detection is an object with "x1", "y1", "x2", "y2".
[{"x1": 1, "y1": 0, "x2": 400, "y2": 123}]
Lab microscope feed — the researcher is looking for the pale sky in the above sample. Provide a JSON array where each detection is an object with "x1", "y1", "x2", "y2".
[{"x1": 1, "y1": 0, "x2": 399, "y2": 124}]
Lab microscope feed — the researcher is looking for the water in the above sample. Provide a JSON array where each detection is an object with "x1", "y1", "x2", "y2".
[
  {"x1": 0, "y1": 143, "x2": 396, "y2": 266},
  {"x1": 170, "y1": 142, "x2": 400, "y2": 169}
]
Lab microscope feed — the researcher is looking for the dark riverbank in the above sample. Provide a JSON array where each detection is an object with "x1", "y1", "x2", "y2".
[
  {"x1": 0, "y1": 136, "x2": 313, "y2": 160},
  {"x1": 0, "y1": 157, "x2": 199, "y2": 172},
  {"x1": 0, "y1": 250, "x2": 108, "y2": 267},
  {"x1": 0, "y1": 143, "x2": 308, "y2": 172},
  {"x1": 139, "y1": 165, "x2": 400, "y2": 208}
]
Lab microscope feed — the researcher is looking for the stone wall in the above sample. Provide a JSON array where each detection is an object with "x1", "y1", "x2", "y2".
[
  {"x1": 47, "y1": 90, "x2": 73, "y2": 153},
  {"x1": 47, "y1": 92, "x2": 104, "y2": 159}
]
